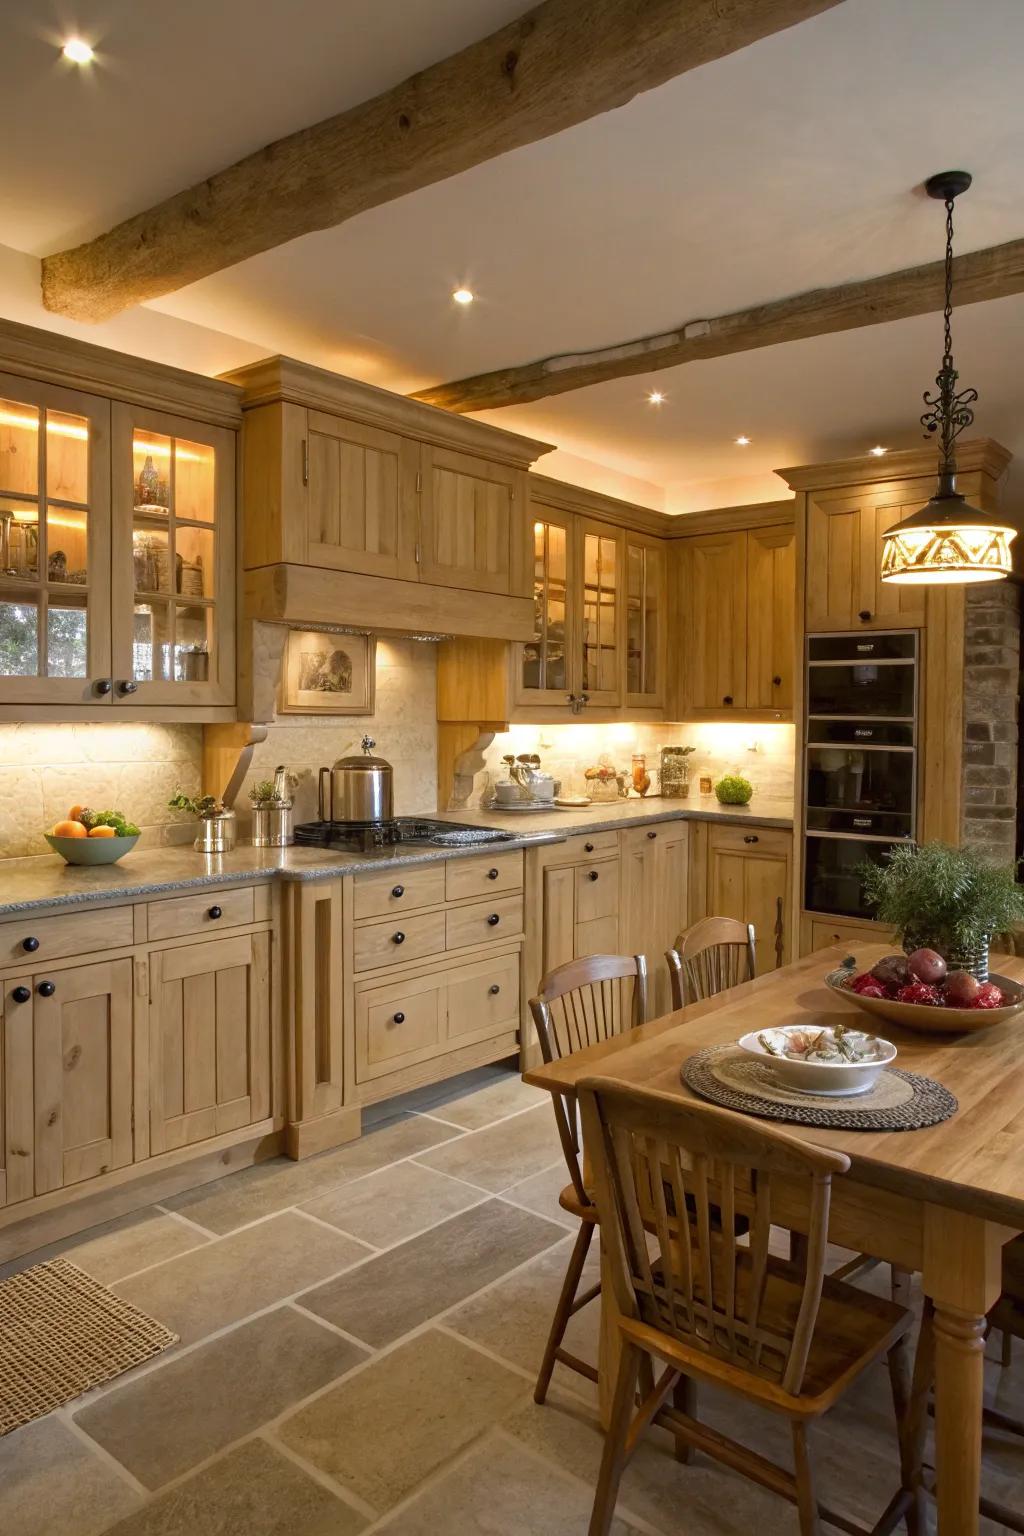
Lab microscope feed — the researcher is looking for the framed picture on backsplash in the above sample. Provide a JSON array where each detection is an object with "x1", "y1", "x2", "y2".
[{"x1": 278, "y1": 630, "x2": 376, "y2": 715}]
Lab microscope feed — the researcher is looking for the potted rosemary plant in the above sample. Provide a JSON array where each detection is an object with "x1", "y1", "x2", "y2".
[{"x1": 859, "y1": 841, "x2": 1024, "y2": 980}]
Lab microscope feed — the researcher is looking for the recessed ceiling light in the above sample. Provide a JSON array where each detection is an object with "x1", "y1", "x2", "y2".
[
  {"x1": 734, "y1": 435, "x2": 751, "y2": 446},
  {"x1": 869, "y1": 445, "x2": 888, "y2": 457},
  {"x1": 451, "y1": 287, "x2": 474, "y2": 305},
  {"x1": 647, "y1": 390, "x2": 666, "y2": 406},
  {"x1": 62, "y1": 38, "x2": 95, "y2": 63}
]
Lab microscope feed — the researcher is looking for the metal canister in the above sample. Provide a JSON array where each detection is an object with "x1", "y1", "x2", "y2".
[{"x1": 195, "y1": 809, "x2": 237, "y2": 853}]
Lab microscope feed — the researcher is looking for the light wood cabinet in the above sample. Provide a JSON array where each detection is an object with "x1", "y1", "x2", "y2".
[
  {"x1": 624, "y1": 532, "x2": 666, "y2": 710},
  {"x1": 619, "y1": 822, "x2": 689, "y2": 1017},
  {"x1": 579, "y1": 519, "x2": 624, "y2": 707},
  {"x1": 305, "y1": 410, "x2": 419, "y2": 582},
  {"x1": 3, "y1": 976, "x2": 37, "y2": 1206},
  {"x1": 148, "y1": 931, "x2": 272, "y2": 1155},
  {"x1": 515, "y1": 504, "x2": 576, "y2": 708},
  {"x1": 805, "y1": 491, "x2": 927, "y2": 632},
  {"x1": 526, "y1": 835, "x2": 622, "y2": 990},
  {"x1": 694, "y1": 823, "x2": 792, "y2": 975},
  {"x1": 420, "y1": 444, "x2": 523, "y2": 596},
  {"x1": 746, "y1": 525, "x2": 796, "y2": 710}
]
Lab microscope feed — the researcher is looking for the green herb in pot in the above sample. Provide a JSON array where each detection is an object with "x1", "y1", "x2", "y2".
[{"x1": 714, "y1": 774, "x2": 753, "y2": 805}]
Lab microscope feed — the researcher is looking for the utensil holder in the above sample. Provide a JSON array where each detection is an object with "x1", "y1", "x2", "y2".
[
  {"x1": 195, "y1": 810, "x2": 236, "y2": 854},
  {"x1": 251, "y1": 803, "x2": 293, "y2": 847}
]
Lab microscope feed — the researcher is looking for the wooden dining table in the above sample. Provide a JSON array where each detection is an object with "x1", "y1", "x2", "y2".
[{"x1": 524, "y1": 944, "x2": 1024, "y2": 1536}]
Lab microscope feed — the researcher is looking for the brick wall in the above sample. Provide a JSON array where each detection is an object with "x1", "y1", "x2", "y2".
[{"x1": 960, "y1": 582, "x2": 1021, "y2": 865}]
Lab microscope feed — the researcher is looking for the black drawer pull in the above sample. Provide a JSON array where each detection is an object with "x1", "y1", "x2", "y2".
[
  {"x1": 772, "y1": 675, "x2": 782, "y2": 686},
  {"x1": 393, "y1": 931, "x2": 406, "y2": 944},
  {"x1": 723, "y1": 695, "x2": 733, "y2": 705},
  {"x1": 489, "y1": 984, "x2": 501, "y2": 995},
  {"x1": 37, "y1": 980, "x2": 56, "y2": 998},
  {"x1": 392, "y1": 884, "x2": 404, "y2": 898},
  {"x1": 22, "y1": 936, "x2": 39, "y2": 953},
  {"x1": 743, "y1": 834, "x2": 759, "y2": 844},
  {"x1": 588, "y1": 870, "x2": 599, "y2": 882},
  {"x1": 11, "y1": 986, "x2": 30, "y2": 1004},
  {"x1": 858, "y1": 609, "x2": 873, "y2": 622},
  {"x1": 117, "y1": 679, "x2": 138, "y2": 695},
  {"x1": 584, "y1": 842, "x2": 594, "y2": 853},
  {"x1": 487, "y1": 867, "x2": 499, "y2": 880},
  {"x1": 94, "y1": 678, "x2": 112, "y2": 696},
  {"x1": 647, "y1": 830, "x2": 657, "y2": 840},
  {"x1": 487, "y1": 913, "x2": 501, "y2": 926},
  {"x1": 208, "y1": 905, "x2": 222, "y2": 920},
  {"x1": 393, "y1": 1011, "x2": 405, "y2": 1024}
]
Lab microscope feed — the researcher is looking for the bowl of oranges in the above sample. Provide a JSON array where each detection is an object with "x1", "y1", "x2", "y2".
[{"x1": 45, "y1": 806, "x2": 141, "y2": 865}]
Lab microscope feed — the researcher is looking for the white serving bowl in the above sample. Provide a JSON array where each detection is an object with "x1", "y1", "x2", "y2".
[{"x1": 738, "y1": 1025, "x2": 896, "y2": 1097}]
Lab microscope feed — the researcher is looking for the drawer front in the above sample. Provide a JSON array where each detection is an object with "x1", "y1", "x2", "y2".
[
  {"x1": 353, "y1": 910, "x2": 446, "y2": 972},
  {"x1": 445, "y1": 894, "x2": 524, "y2": 951},
  {"x1": 0, "y1": 904, "x2": 134, "y2": 968},
  {"x1": 570, "y1": 830, "x2": 619, "y2": 858},
  {"x1": 147, "y1": 885, "x2": 257, "y2": 941},
  {"x1": 353, "y1": 863, "x2": 447, "y2": 919},
  {"x1": 444, "y1": 850, "x2": 523, "y2": 902},
  {"x1": 708, "y1": 825, "x2": 792, "y2": 857},
  {"x1": 355, "y1": 972, "x2": 445, "y2": 1082},
  {"x1": 808, "y1": 918, "x2": 885, "y2": 953},
  {"x1": 574, "y1": 862, "x2": 618, "y2": 922},
  {"x1": 447, "y1": 951, "x2": 520, "y2": 1042}
]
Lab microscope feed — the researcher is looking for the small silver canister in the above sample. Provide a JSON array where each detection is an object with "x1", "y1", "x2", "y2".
[
  {"x1": 251, "y1": 802, "x2": 293, "y2": 846},
  {"x1": 195, "y1": 809, "x2": 237, "y2": 853}
]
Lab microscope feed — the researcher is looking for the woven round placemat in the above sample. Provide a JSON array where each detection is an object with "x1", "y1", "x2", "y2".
[{"x1": 681, "y1": 1045, "x2": 958, "y2": 1131}]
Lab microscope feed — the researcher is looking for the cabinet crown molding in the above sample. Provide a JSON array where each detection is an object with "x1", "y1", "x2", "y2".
[
  {"x1": 0, "y1": 316, "x2": 243, "y2": 428},
  {"x1": 665, "y1": 500, "x2": 795, "y2": 538},
  {"x1": 528, "y1": 472, "x2": 668, "y2": 536},
  {"x1": 221, "y1": 354, "x2": 553, "y2": 470},
  {"x1": 776, "y1": 437, "x2": 1012, "y2": 493}
]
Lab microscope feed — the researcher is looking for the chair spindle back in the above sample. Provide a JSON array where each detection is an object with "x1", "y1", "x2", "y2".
[{"x1": 666, "y1": 916, "x2": 756, "y2": 1010}]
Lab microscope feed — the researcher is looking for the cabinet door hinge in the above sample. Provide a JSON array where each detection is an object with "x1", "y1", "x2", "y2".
[{"x1": 302, "y1": 438, "x2": 309, "y2": 486}]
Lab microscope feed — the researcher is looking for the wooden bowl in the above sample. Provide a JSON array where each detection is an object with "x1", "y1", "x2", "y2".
[
  {"x1": 825, "y1": 967, "x2": 1024, "y2": 1034},
  {"x1": 44, "y1": 833, "x2": 139, "y2": 866}
]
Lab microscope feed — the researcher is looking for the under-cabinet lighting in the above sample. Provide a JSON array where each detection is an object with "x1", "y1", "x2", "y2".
[
  {"x1": 452, "y1": 288, "x2": 475, "y2": 305},
  {"x1": 62, "y1": 38, "x2": 95, "y2": 64}
]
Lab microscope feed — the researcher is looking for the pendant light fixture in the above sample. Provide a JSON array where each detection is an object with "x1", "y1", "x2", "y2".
[{"x1": 880, "y1": 171, "x2": 1015, "y2": 585}]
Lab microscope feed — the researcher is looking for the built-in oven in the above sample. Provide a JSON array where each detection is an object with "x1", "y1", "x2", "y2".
[{"x1": 803, "y1": 632, "x2": 919, "y2": 919}]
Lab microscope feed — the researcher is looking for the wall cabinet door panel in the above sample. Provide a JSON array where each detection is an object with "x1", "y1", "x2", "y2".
[
  {"x1": 681, "y1": 531, "x2": 748, "y2": 711},
  {"x1": 419, "y1": 445, "x2": 519, "y2": 595},
  {"x1": 579, "y1": 520, "x2": 623, "y2": 706},
  {"x1": 306, "y1": 411, "x2": 419, "y2": 581},
  {"x1": 806, "y1": 494, "x2": 926, "y2": 632},
  {"x1": 624, "y1": 534, "x2": 666, "y2": 710},
  {"x1": 514, "y1": 504, "x2": 577, "y2": 708},
  {"x1": 149, "y1": 932, "x2": 271, "y2": 1155},
  {"x1": 746, "y1": 526, "x2": 796, "y2": 710}
]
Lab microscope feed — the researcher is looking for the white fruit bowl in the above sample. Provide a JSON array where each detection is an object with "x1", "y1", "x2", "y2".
[{"x1": 738, "y1": 1025, "x2": 896, "y2": 1097}]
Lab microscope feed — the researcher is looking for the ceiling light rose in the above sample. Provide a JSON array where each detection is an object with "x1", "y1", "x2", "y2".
[{"x1": 881, "y1": 172, "x2": 1015, "y2": 585}]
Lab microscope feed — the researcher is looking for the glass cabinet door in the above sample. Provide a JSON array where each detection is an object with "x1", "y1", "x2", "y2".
[
  {"x1": 579, "y1": 519, "x2": 622, "y2": 706},
  {"x1": 625, "y1": 535, "x2": 664, "y2": 708},
  {"x1": 0, "y1": 374, "x2": 111, "y2": 704},
  {"x1": 111, "y1": 404, "x2": 235, "y2": 706},
  {"x1": 515, "y1": 507, "x2": 576, "y2": 707}
]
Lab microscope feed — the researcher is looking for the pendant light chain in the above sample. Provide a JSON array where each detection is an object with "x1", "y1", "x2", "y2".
[
  {"x1": 942, "y1": 195, "x2": 955, "y2": 369},
  {"x1": 920, "y1": 189, "x2": 977, "y2": 477}
]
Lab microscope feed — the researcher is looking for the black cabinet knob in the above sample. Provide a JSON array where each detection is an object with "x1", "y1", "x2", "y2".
[
  {"x1": 723, "y1": 695, "x2": 733, "y2": 705},
  {"x1": 392, "y1": 885, "x2": 405, "y2": 898},
  {"x1": 588, "y1": 870, "x2": 599, "y2": 882},
  {"x1": 11, "y1": 986, "x2": 30, "y2": 1004},
  {"x1": 743, "y1": 834, "x2": 759, "y2": 844},
  {"x1": 772, "y1": 675, "x2": 782, "y2": 687},
  {"x1": 37, "y1": 980, "x2": 56, "y2": 998},
  {"x1": 393, "y1": 931, "x2": 406, "y2": 944},
  {"x1": 94, "y1": 678, "x2": 112, "y2": 696},
  {"x1": 117, "y1": 679, "x2": 138, "y2": 695},
  {"x1": 22, "y1": 936, "x2": 39, "y2": 953},
  {"x1": 584, "y1": 842, "x2": 594, "y2": 853},
  {"x1": 647, "y1": 830, "x2": 657, "y2": 840},
  {"x1": 487, "y1": 913, "x2": 500, "y2": 926},
  {"x1": 489, "y1": 984, "x2": 501, "y2": 995},
  {"x1": 393, "y1": 1012, "x2": 405, "y2": 1024},
  {"x1": 858, "y1": 609, "x2": 872, "y2": 623},
  {"x1": 208, "y1": 905, "x2": 222, "y2": 920},
  {"x1": 487, "y1": 868, "x2": 499, "y2": 880}
]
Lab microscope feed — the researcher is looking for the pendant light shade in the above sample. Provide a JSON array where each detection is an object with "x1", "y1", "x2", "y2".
[{"x1": 880, "y1": 171, "x2": 1015, "y2": 585}]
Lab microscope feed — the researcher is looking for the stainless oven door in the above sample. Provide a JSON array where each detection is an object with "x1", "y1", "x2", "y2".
[{"x1": 804, "y1": 833, "x2": 909, "y2": 920}]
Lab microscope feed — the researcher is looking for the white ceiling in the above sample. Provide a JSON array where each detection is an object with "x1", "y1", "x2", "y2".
[{"x1": 2, "y1": 0, "x2": 1023, "y2": 510}]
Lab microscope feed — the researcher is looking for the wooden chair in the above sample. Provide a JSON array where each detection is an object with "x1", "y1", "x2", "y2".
[
  {"x1": 666, "y1": 916, "x2": 757, "y2": 1011},
  {"x1": 578, "y1": 1076, "x2": 921, "y2": 1536},
  {"x1": 528, "y1": 953, "x2": 648, "y2": 1405}
]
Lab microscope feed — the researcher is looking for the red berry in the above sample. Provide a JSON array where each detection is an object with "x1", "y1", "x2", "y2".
[
  {"x1": 896, "y1": 981, "x2": 941, "y2": 1006},
  {"x1": 970, "y1": 982, "x2": 1004, "y2": 1010},
  {"x1": 851, "y1": 978, "x2": 887, "y2": 999}
]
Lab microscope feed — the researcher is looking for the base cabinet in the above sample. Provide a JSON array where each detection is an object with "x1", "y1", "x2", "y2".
[
  {"x1": 691, "y1": 823, "x2": 793, "y2": 976},
  {"x1": 619, "y1": 822, "x2": 689, "y2": 1017},
  {"x1": 148, "y1": 931, "x2": 272, "y2": 1155},
  {"x1": 527, "y1": 834, "x2": 621, "y2": 986}
]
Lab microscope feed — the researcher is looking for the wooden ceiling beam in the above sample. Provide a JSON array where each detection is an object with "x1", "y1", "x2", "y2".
[
  {"x1": 41, "y1": 0, "x2": 843, "y2": 322},
  {"x1": 411, "y1": 235, "x2": 1024, "y2": 412}
]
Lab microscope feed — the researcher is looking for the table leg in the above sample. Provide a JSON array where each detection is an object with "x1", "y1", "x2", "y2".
[{"x1": 932, "y1": 1303, "x2": 986, "y2": 1534}]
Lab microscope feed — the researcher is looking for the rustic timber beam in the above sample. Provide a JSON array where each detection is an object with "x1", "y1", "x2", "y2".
[
  {"x1": 411, "y1": 236, "x2": 1024, "y2": 412},
  {"x1": 41, "y1": 0, "x2": 843, "y2": 322}
]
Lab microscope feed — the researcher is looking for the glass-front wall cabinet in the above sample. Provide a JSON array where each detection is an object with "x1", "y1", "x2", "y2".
[
  {"x1": 580, "y1": 520, "x2": 622, "y2": 706},
  {"x1": 517, "y1": 507, "x2": 575, "y2": 707},
  {"x1": 625, "y1": 535, "x2": 664, "y2": 708}
]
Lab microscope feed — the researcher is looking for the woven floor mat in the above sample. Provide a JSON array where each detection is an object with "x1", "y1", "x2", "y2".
[{"x1": 0, "y1": 1257, "x2": 177, "y2": 1435}]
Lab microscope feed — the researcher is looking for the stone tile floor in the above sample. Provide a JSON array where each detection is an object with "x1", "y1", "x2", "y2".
[{"x1": 1, "y1": 1061, "x2": 1022, "y2": 1535}]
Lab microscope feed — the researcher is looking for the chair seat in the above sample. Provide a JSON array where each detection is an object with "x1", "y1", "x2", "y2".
[
  {"x1": 559, "y1": 1182, "x2": 600, "y2": 1223},
  {"x1": 621, "y1": 1248, "x2": 911, "y2": 1419}
]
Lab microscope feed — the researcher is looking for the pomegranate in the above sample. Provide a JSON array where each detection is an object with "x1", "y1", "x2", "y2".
[
  {"x1": 849, "y1": 971, "x2": 883, "y2": 994},
  {"x1": 871, "y1": 955, "x2": 909, "y2": 992},
  {"x1": 896, "y1": 981, "x2": 942, "y2": 1007},
  {"x1": 970, "y1": 982, "x2": 1004, "y2": 1010},
  {"x1": 906, "y1": 948, "x2": 947, "y2": 986},
  {"x1": 852, "y1": 980, "x2": 887, "y2": 1000},
  {"x1": 942, "y1": 970, "x2": 981, "y2": 1008}
]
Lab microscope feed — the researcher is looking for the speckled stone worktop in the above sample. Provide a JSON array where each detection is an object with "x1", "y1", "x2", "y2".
[{"x1": 0, "y1": 795, "x2": 793, "y2": 917}]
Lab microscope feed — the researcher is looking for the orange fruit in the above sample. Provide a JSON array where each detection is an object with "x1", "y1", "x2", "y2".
[
  {"x1": 87, "y1": 825, "x2": 117, "y2": 839},
  {"x1": 68, "y1": 804, "x2": 86, "y2": 822},
  {"x1": 52, "y1": 819, "x2": 88, "y2": 839}
]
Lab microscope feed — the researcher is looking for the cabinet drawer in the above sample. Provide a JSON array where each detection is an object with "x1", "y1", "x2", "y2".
[
  {"x1": 575, "y1": 863, "x2": 618, "y2": 923},
  {"x1": 0, "y1": 905, "x2": 134, "y2": 968},
  {"x1": 445, "y1": 894, "x2": 524, "y2": 951},
  {"x1": 147, "y1": 885, "x2": 259, "y2": 941},
  {"x1": 707, "y1": 825, "x2": 792, "y2": 858},
  {"x1": 353, "y1": 863, "x2": 447, "y2": 919},
  {"x1": 445, "y1": 850, "x2": 523, "y2": 901},
  {"x1": 447, "y1": 951, "x2": 520, "y2": 1040},
  {"x1": 808, "y1": 918, "x2": 885, "y2": 953},
  {"x1": 356, "y1": 972, "x2": 445, "y2": 1082},
  {"x1": 353, "y1": 910, "x2": 446, "y2": 972},
  {"x1": 571, "y1": 830, "x2": 619, "y2": 858}
]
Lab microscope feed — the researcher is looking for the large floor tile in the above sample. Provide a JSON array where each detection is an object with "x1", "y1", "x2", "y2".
[
  {"x1": 0, "y1": 1208, "x2": 210, "y2": 1284},
  {"x1": 162, "y1": 1114, "x2": 461, "y2": 1235},
  {"x1": 420, "y1": 1070, "x2": 550, "y2": 1130},
  {"x1": 103, "y1": 1437, "x2": 367, "y2": 1536},
  {"x1": 501, "y1": 1164, "x2": 578, "y2": 1228},
  {"x1": 301, "y1": 1161, "x2": 482, "y2": 1248},
  {"x1": 447, "y1": 1236, "x2": 600, "y2": 1401},
  {"x1": 116, "y1": 1210, "x2": 369, "y2": 1345},
  {"x1": 372, "y1": 1431, "x2": 646, "y2": 1535},
  {"x1": 75, "y1": 1305, "x2": 367, "y2": 1489},
  {"x1": 0, "y1": 1416, "x2": 141, "y2": 1536},
  {"x1": 413, "y1": 1102, "x2": 562, "y2": 1192},
  {"x1": 279, "y1": 1328, "x2": 527, "y2": 1513},
  {"x1": 299, "y1": 1198, "x2": 565, "y2": 1347}
]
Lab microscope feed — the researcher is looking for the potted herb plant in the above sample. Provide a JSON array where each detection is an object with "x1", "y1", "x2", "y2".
[
  {"x1": 859, "y1": 841, "x2": 1024, "y2": 980},
  {"x1": 168, "y1": 789, "x2": 237, "y2": 853}
]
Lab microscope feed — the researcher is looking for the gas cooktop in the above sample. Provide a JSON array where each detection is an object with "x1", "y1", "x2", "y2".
[{"x1": 294, "y1": 816, "x2": 517, "y2": 854}]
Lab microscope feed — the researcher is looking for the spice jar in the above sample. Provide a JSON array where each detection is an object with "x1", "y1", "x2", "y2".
[{"x1": 660, "y1": 747, "x2": 691, "y2": 798}]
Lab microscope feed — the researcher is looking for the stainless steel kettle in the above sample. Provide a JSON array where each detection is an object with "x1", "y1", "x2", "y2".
[{"x1": 318, "y1": 736, "x2": 394, "y2": 824}]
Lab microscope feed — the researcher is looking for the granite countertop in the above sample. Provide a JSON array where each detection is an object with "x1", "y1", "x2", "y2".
[{"x1": 0, "y1": 795, "x2": 793, "y2": 918}]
